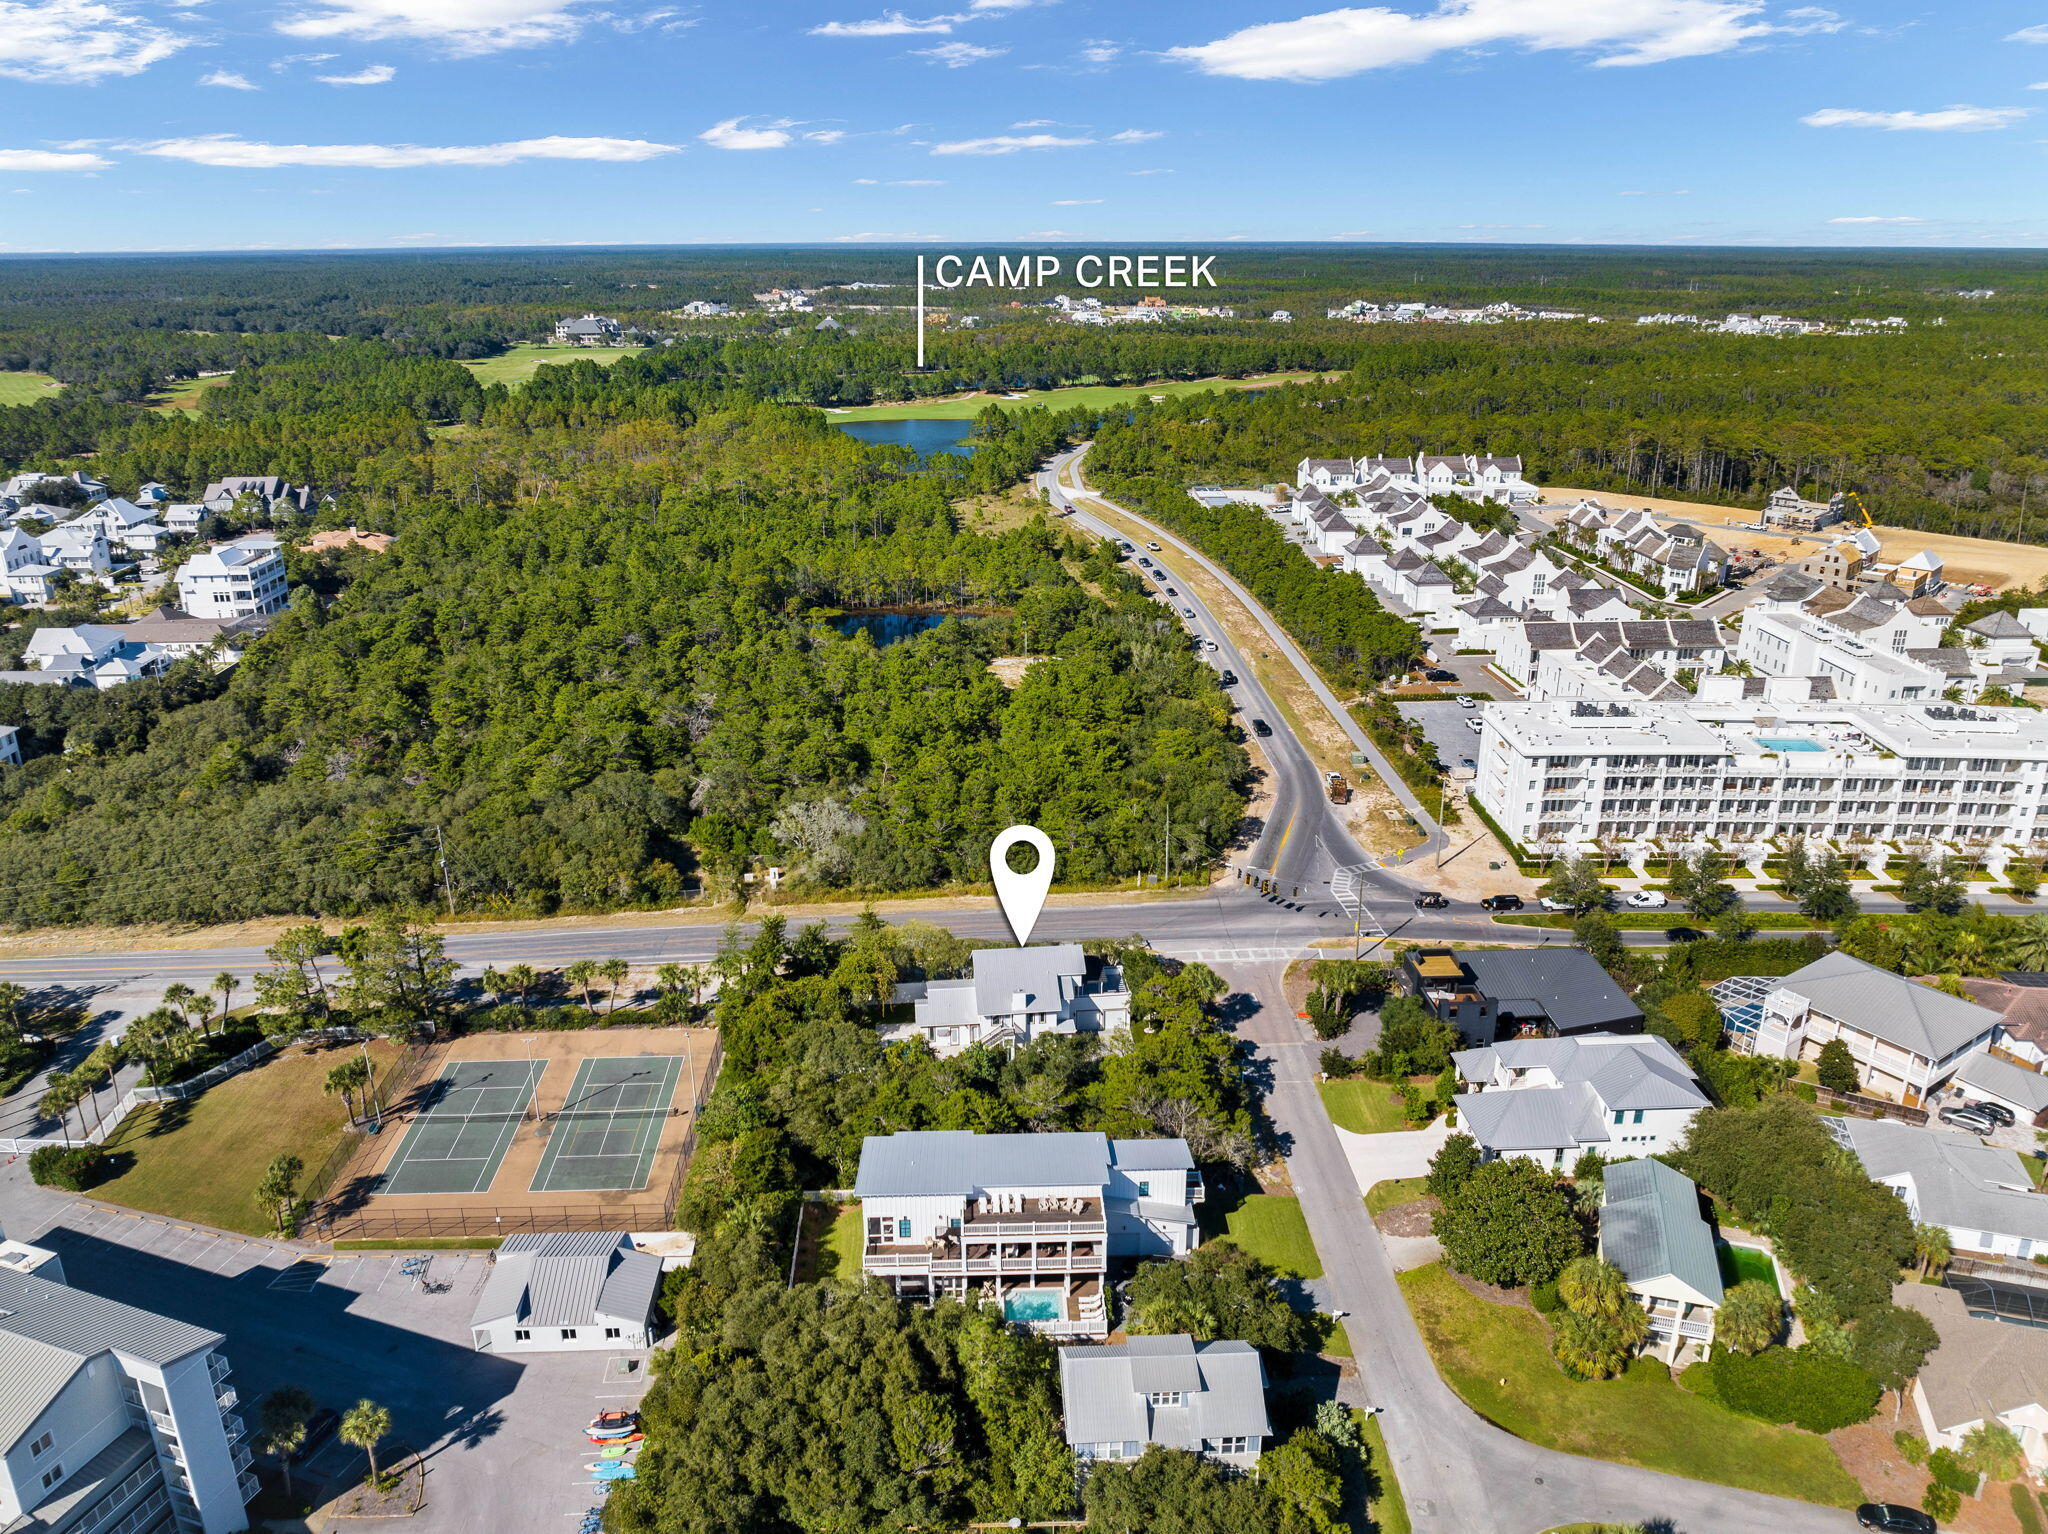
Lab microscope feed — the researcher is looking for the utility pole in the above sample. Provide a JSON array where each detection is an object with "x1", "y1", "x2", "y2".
[
  {"x1": 433, "y1": 825, "x2": 455, "y2": 917},
  {"x1": 1162, "y1": 799, "x2": 1172, "y2": 888},
  {"x1": 916, "y1": 255, "x2": 926, "y2": 370}
]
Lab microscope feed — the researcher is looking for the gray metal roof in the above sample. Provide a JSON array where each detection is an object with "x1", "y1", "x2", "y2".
[
  {"x1": 1775, "y1": 951, "x2": 2002, "y2": 1062},
  {"x1": 1457, "y1": 950, "x2": 1645, "y2": 1033},
  {"x1": 1956, "y1": 1052, "x2": 2048, "y2": 1115},
  {"x1": 1456, "y1": 1081, "x2": 1606, "y2": 1152},
  {"x1": 0, "y1": 1269, "x2": 221, "y2": 1450},
  {"x1": 1058, "y1": 1337, "x2": 1270, "y2": 1450},
  {"x1": 1842, "y1": 1117, "x2": 2048, "y2": 1243},
  {"x1": 470, "y1": 1232, "x2": 660, "y2": 1331},
  {"x1": 970, "y1": 944, "x2": 1085, "y2": 1018},
  {"x1": 853, "y1": 1132, "x2": 1190, "y2": 1199},
  {"x1": 1454, "y1": 1035, "x2": 1705, "y2": 1154},
  {"x1": 1599, "y1": 1158, "x2": 1723, "y2": 1304}
]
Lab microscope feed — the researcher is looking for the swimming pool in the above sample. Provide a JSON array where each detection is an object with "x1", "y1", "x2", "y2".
[
  {"x1": 1757, "y1": 737, "x2": 1824, "y2": 752},
  {"x1": 1002, "y1": 1288, "x2": 1065, "y2": 1323}
]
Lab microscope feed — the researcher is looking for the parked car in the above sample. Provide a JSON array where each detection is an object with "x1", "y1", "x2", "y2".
[
  {"x1": 1138, "y1": 557, "x2": 1152, "y2": 568},
  {"x1": 1962, "y1": 1098, "x2": 2016, "y2": 1129},
  {"x1": 1623, "y1": 890, "x2": 1669, "y2": 909},
  {"x1": 1857, "y1": 1505, "x2": 1937, "y2": 1533},
  {"x1": 1479, "y1": 894, "x2": 1524, "y2": 912},
  {"x1": 1219, "y1": 669, "x2": 1238, "y2": 686},
  {"x1": 1458, "y1": 695, "x2": 1478, "y2": 709},
  {"x1": 1423, "y1": 667, "x2": 1458, "y2": 682},
  {"x1": 290, "y1": 1408, "x2": 340, "y2": 1463},
  {"x1": 1181, "y1": 607, "x2": 1196, "y2": 618},
  {"x1": 1250, "y1": 718, "x2": 1272, "y2": 737},
  {"x1": 1203, "y1": 640, "x2": 1219, "y2": 652},
  {"x1": 1146, "y1": 542, "x2": 1161, "y2": 551},
  {"x1": 1413, "y1": 891, "x2": 1449, "y2": 909},
  {"x1": 1464, "y1": 716, "x2": 1484, "y2": 733},
  {"x1": 1937, "y1": 1104, "x2": 2001, "y2": 1135},
  {"x1": 1538, "y1": 896, "x2": 1579, "y2": 913}
]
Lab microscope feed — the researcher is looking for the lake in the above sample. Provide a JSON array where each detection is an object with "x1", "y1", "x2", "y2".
[
  {"x1": 829, "y1": 612, "x2": 950, "y2": 646},
  {"x1": 831, "y1": 418, "x2": 976, "y2": 458}
]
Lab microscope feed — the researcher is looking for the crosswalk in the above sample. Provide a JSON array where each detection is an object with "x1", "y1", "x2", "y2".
[
  {"x1": 1328, "y1": 864, "x2": 1390, "y2": 939},
  {"x1": 1156, "y1": 946, "x2": 1308, "y2": 965}
]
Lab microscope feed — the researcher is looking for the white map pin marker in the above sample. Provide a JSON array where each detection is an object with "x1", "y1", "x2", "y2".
[{"x1": 990, "y1": 825, "x2": 1055, "y2": 947}]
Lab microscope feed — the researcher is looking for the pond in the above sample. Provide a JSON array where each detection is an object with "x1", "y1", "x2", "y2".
[
  {"x1": 831, "y1": 417, "x2": 976, "y2": 458},
  {"x1": 829, "y1": 612, "x2": 950, "y2": 646}
]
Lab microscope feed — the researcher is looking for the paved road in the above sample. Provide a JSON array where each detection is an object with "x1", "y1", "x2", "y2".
[{"x1": 1227, "y1": 957, "x2": 1861, "y2": 1534}]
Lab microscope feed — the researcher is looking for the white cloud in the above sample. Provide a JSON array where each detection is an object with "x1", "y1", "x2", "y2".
[
  {"x1": 0, "y1": 147, "x2": 112, "y2": 170},
  {"x1": 931, "y1": 132, "x2": 1095, "y2": 153},
  {"x1": 1078, "y1": 38, "x2": 1119, "y2": 62},
  {"x1": 805, "y1": 128, "x2": 847, "y2": 144},
  {"x1": 1778, "y1": 5, "x2": 1843, "y2": 33},
  {"x1": 1108, "y1": 128, "x2": 1163, "y2": 141},
  {"x1": 277, "y1": 0, "x2": 599, "y2": 53},
  {"x1": 812, "y1": 10, "x2": 962, "y2": 35},
  {"x1": 915, "y1": 39, "x2": 1004, "y2": 63},
  {"x1": 0, "y1": 0, "x2": 192, "y2": 84},
  {"x1": 831, "y1": 230, "x2": 943, "y2": 239},
  {"x1": 1328, "y1": 229, "x2": 1377, "y2": 236},
  {"x1": 890, "y1": 177, "x2": 944, "y2": 184},
  {"x1": 2008, "y1": 23, "x2": 2048, "y2": 41},
  {"x1": 1827, "y1": 214, "x2": 1929, "y2": 224},
  {"x1": 1020, "y1": 228, "x2": 1075, "y2": 237},
  {"x1": 969, "y1": 0, "x2": 1039, "y2": 9},
  {"x1": 1127, "y1": 166, "x2": 1174, "y2": 174},
  {"x1": 2030, "y1": 81, "x2": 2048, "y2": 89},
  {"x1": 699, "y1": 117, "x2": 794, "y2": 149},
  {"x1": 1802, "y1": 105, "x2": 2027, "y2": 131},
  {"x1": 1460, "y1": 222, "x2": 1547, "y2": 228},
  {"x1": 138, "y1": 133, "x2": 682, "y2": 168},
  {"x1": 318, "y1": 62, "x2": 395, "y2": 84},
  {"x1": 1167, "y1": 0, "x2": 1775, "y2": 82},
  {"x1": 199, "y1": 67, "x2": 257, "y2": 89},
  {"x1": 1051, "y1": 196, "x2": 1102, "y2": 204}
]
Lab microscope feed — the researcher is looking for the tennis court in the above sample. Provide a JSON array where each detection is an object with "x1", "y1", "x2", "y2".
[
  {"x1": 529, "y1": 1055, "x2": 685, "y2": 1194},
  {"x1": 378, "y1": 1059, "x2": 546, "y2": 1196}
]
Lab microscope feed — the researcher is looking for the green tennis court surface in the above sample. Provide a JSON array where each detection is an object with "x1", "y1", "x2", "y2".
[
  {"x1": 528, "y1": 1055, "x2": 685, "y2": 1194},
  {"x1": 379, "y1": 1059, "x2": 546, "y2": 1196}
]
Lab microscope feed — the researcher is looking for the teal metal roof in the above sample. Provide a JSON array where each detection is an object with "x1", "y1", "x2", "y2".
[{"x1": 1599, "y1": 1158, "x2": 1724, "y2": 1304}]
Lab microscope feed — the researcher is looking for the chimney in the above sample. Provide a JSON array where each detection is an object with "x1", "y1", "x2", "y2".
[{"x1": 1012, "y1": 991, "x2": 1029, "y2": 1013}]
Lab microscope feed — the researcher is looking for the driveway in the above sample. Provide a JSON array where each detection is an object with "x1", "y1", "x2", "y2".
[
  {"x1": 1335, "y1": 1120, "x2": 1453, "y2": 1192},
  {"x1": 0, "y1": 1196, "x2": 658, "y2": 1534}
]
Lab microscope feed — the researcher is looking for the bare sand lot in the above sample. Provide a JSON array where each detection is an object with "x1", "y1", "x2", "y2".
[{"x1": 1540, "y1": 485, "x2": 2048, "y2": 593}]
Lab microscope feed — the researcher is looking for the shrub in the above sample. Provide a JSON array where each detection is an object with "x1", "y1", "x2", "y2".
[
  {"x1": 28, "y1": 1144, "x2": 108, "y2": 1191},
  {"x1": 1710, "y1": 1345, "x2": 1882, "y2": 1432},
  {"x1": 1529, "y1": 1280, "x2": 1563, "y2": 1314},
  {"x1": 1922, "y1": 1483, "x2": 1960, "y2": 1522},
  {"x1": 1894, "y1": 1430, "x2": 1928, "y2": 1466},
  {"x1": 1318, "y1": 1047, "x2": 1356, "y2": 1080},
  {"x1": 1816, "y1": 1039, "x2": 1860, "y2": 1095},
  {"x1": 2011, "y1": 1482, "x2": 2043, "y2": 1534},
  {"x1": 1928, "y1": 1445, "x2": 1979, "y2": 1497},
  {"x1": 1789, "y1": 1081, "x2": 1818, "y2": 1102}
]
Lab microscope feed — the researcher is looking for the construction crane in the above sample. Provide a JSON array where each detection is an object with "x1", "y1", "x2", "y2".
[{"x1": 1841, "y1": 490, "x2": 1876, "y2": 530}]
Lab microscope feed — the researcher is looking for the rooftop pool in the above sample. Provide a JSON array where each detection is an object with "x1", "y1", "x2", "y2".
[{"x1": 1757, "y1": 737, "x2": 1824, "y2": 752}]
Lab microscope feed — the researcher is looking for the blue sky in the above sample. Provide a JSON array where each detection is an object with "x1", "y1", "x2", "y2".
[{"x1": 0, "y1": 0, "x2": 2044, "y2": 251}]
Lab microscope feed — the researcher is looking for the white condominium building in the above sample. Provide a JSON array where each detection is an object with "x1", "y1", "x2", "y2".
[
  {"x1": 1475, "y1": 698, "x2": 2048, "y2": 853},
  {"x1": 176, "y1": 537, "x2": 286, "y2": 621},
  {"x1": 0, "y1": 1235, "x2": 252, "y2": 1534}
]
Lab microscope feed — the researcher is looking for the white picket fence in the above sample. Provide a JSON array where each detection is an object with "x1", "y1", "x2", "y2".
[{"x1": 0, "y1": 1030, "x2": 355, "y2": 1155}]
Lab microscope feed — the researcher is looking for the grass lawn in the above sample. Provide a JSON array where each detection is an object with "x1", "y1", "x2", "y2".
[
  {"x1": 1365, "y1": 1176, "x2": 1430, "y2": 1217},
  {"x1": 1719, "y1": 1243, "x2": 1780, "y2": 1296},
  {"x1": 0, "y1": 371, "x2": 63, "y2": 406},
  {"x1": 819, "y1": 370, "x2": 1333, "y2": 422},
  {"x1": 1358, "y1": 1411, "x2": 1411, "y2": 1534},
  {"x1": 1214, "y1": 1194, "x2": 1323, "y2": 1280},
  {"x1": 144, "y1": 375, "x2": 228, "y2": 412},
  {"x1": 821, "y1": 1203, "x2": 863, "y2": 1283},
  {"x1": 1321, "y1": 1078, "x2": 1414, "y2": 1134},
  {"x1": 92, "y1": 1039, "x2": 398, "y2": 1236},
  {"x1": 461, "y1": 344, "x2": 646, "y2": 388},
  {"x1": 1398, "y1": 1262, "x2": 1861, "y2": 1507}
]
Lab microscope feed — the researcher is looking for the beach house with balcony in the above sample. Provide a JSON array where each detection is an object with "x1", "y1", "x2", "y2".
[
  {"x1": 889, "y1": 945, "x2": 1130, "y2": 1058},
  {"x1": 851, "y1": 1131, "x2": 1202, "y2": 1337},
  {"x1": 1598, "y1": 1157, "x2": 1724, "y2": 1362},
  {"x1": 1058, "y1": 1336, "x2": 1271, "y2": 1470}
]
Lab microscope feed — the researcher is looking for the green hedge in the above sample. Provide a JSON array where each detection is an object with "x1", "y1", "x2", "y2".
[
  {"x1": 1709, "y1": 1346, "x2": 1881, "y2": 1432},
  {"x1": 2012, "y1": 1482, "x2": 2043, "y2": 1534},
  {"x1": 28, "y1": 1144, "x2": 109, "y2": 1191}
]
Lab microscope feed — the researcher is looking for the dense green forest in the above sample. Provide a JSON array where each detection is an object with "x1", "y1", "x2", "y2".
[{"x1": 0, "y1": 395, "x2": 1250, "y2": 924}]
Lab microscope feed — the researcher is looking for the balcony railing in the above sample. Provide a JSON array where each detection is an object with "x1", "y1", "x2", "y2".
[
  {"x1": 238, "y1": 1472, "x2": 260, "y2": 1504},
  {"x1": 216, "y1": 1386, "x2": 239, "y2": 1415},
  {"x1": 207, "y1": 1354, "x2": 231, "y2": 1385}
]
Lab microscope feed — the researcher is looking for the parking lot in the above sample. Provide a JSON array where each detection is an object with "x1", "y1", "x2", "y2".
[
  {"x1": 1395, "y1": 698, "x2": 1489, "y2": 771},
  {"x1": 17, "y1": 1204, "x2": 659, "y2": 1534}
]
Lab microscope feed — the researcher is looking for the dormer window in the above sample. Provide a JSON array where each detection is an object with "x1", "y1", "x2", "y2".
[{"x1": 1145, "y1": 1391, "x2": 1185, "y2": 1407}]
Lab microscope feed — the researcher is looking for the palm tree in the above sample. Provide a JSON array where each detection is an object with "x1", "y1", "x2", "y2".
[
  {"x1": 598, "y1": 958, "x2": 629, "y2": 1015},
  {"x1": 564, "y1": 960, "x2": 598, "y2": 1015},
  {"x1": 36, "y1": 1072, "x2": 80, "y2": 1145},
  {"x1": 1550, "y1": 1310, "x2": 1631, "y2": 1381},
  {"x1": 162, "y1": 982, "x2": 198, "y2": 1031},
  {"x1": 324, "y1": 1058, "x2": 371, "y2": 1127},
  {"x1": 1714, "y1": 1280, "x2": 1783, "y2": 1355},
  {"x1": 1998, "y1": 914, "x2": 2048, "y2": 973},
  {"x1": 0, "y1": 981, "x2": 25, "y2": 1043},
  {"x1": 505, "y1": 964, "x2": 538, "y2": 1010},
  {"x1": 1556, "y1": 1256, "x2": 1635, "y2": 1324},
  {"x1": 1962, "y1": 1420, "x2": 2027, "y2": 1482},
  {"x1": 340, "y1": 1400, "x2": 393, "y2": 1485},
  {"x1": 479, "y1": 966, "x2": 506, "y2": 1007},
  {"x1": 1914, "y1": 1222, "x2": 1953, "y2": 1277},
  {"x1": 261, "y1": 1386, "x2": 315, "y2": 1498},
  {"x1": 213, "y1": 972, "x2": 241, "y2": 1032}
]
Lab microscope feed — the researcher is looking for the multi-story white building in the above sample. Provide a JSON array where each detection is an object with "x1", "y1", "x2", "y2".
[
  {"x1": 852, "y1": 1132, "x2": 1202, "y2": 1338},
  {"x1": 888, "y1": 945, "x2": 1130, "y2": 1058},
  {"x1": 1557, "y1": 502, "x2": 1730, "y2": 597},
  {"x1": 1475, "y1": 697, "x2": 2048, "y2": 858},
  {"x1": 1738, "y1": 608, "x2": 1983, "y2": 704},
  {"x1": 176, "y1": 537, "x2": 287, "y2": 621},
  {"x1": 0, "y1": 1234, "x2": 253, "y2": 1534},
  {"x1": 1059, "y1": 1337, "x2": 1271, "y2": 1470}
]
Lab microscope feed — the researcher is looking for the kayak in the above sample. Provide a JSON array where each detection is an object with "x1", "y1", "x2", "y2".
[
  {"x1": 596, "y1": 1446, "x2": 635, "y2": 1460},
  {"x1": 587, "y1": 1463, "x2": 637, "y2": 1481},
  {"x1": 585, "y1": 1431, "x2": 643, "y2": 1446},
  {"x1": 586, "y1": 1412, "x2": 640, "y2": 1437}
]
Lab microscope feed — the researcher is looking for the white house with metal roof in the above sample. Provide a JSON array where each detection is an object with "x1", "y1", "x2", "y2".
[
  {"x1": 1833, "y1": 1116, "x2": 2048, "y2": 1261},
  {"x1": 468, "y1": 1231, "x2": 663, "y2": 1353},
  {"x1": 0, "y1": 1232, "x2": 252, "y2": 1534},
  {"x1": 1748, "y1": 951, "x2": 2003, "y2": 1106},
  {"x1": 1598, "y1": 1158, "x2": 1725, "y2": 1362},
  {"x1": 1058, "y1": 1336, "x2": 1270, "y2": 1470},
  {"x1": 889, "y1": 944, "x2": 1130, "y2": 1057},
  {"x1": 852, "y1": 1131, "x2": 1201, "y2": 1337},
  {"x1": 1453, "y1": 1034, "x2": 1708, "y2": 1170}
]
